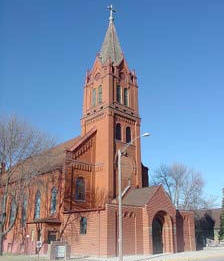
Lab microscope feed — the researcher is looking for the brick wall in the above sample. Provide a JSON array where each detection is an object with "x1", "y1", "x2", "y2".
[
  {"x1": 177, "y1": 210, "x2": 196, "y2": 252},
  {"x1": 62, "y1": 210, "x2": 108, "y2": 257},
  {"x1": 106, "y1": 204, "x2": 143, "y2": 256},
  {"x1": 2, "y1": 168, "x2": 63, "y2": 255}
]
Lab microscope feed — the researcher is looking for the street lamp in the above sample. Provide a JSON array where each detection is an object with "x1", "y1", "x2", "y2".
[{"x1": 117, "y1": 132, "x2": 150, "y2": 261}]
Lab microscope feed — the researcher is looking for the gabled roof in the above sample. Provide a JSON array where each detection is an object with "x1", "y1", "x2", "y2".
[
  {"x1": 1, "y1": 136, "x2": 81, "y2": 183},
  {"x1": 122, "y1": 186, "x2": 161, "y2": 207},
  {"x1": 41, "y1": 136, "x2": 80, "y2": 172},
  {"x1": 9, "y1": 129, "x2": 97, "y2": 178},
  {"x1": 45, "y1": 128, "x2": 97, "y2": 172},
  {"x1": 69, "y1": 128, "x2": 97, "y2": 152},
  {"x1": 99, "y1": 20, "x2": 123, "y2": 65}
]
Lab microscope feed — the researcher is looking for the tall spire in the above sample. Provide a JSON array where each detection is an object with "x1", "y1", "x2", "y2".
[{"x1": 99, "y1": 5, "x2": 123, "y2": 65}]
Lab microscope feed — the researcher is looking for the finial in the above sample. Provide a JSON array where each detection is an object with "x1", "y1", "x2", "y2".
[{"x1": 108, "y1": 4, "x2": 116, "y2": 22}]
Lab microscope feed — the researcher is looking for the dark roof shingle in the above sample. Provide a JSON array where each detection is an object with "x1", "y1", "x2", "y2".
[
  {"x1": 122, "y1": 186, "x2": 160, "y2": 206},
  {"x1": 36, "y1": 136, "x2": 81, "y2": 173},
  {"x1": 99, "y1": 20, "x2": 123, "y2": 65}
]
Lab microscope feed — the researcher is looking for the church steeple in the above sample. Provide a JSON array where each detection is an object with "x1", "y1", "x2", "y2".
[
  {"x1": 81, "y1": 6, "x2": 143, "y2": 199},
  {"x1": 99, "y1": 5, "x2": 123, "y2": 65}
]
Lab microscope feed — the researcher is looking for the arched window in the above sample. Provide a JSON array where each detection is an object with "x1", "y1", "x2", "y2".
[
  {"x1": 126, "y1": 127, "x2": 131, "y2": 143},
  {"x1": 34, "y1": 190, "x2": 41, "y2": 219},
  {"x1": 92, "y1": 88, "x2": 96, "y2": 106},
  {"x1": 98, "y1": 86, "x2": 102, "y2": 104},
  {"x1": 124, "y1": 88, "x2": 129, "y2": 106},
  {"x1": 50, "y1": 187, "x2": 57, "y2": 214},
  {"x1": 115, "y1": 123, "x2": 121, "y2": 140},
  {"x1": 130, "y1": 75, "x2": 134, "y2": 83},
  {"x1": 21, "y1": 197, "x2": 27, "y2": 227},
  {"x1": 9, "y1": 200, "x2": 16, "y2": 226},
  {"x1": 80, "y1": 217, "x2": 87, "y2": 234},
  {"x1": 75, "y1": 177, "x2": 85, "y2": 201},
  {"x1": 116, "y1": 85, "x2": 121, "y2": 103}
]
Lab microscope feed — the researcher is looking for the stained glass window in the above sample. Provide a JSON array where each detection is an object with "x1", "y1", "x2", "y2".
[
  {"x1": 34, "y1": 190, "x2": 41, "y2": 219},
  {"x1": 75, "y1": 177, "x2": 85, "y2": 201},
  {"x1": 9, "y1": 200, "x2": 16, "y2": 226},
  {"x1": 80, "y1": 217, "x2": 87, "y2": 234},
  {"x1": 50, "y1": 187, "x2": 57, "y2": 214},
  {"x1": 21, "y1": 197, "x2": 27, "y2": 227}
]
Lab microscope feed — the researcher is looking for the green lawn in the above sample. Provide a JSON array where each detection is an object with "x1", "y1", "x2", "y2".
[
  {"x1": 0, "y1": 255, "x2": 48, "y2": 261},
  {"x1": 0, "y1": 255, "x2": 84, "y2": 261}
]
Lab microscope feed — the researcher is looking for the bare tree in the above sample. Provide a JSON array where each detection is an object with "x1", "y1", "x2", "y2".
[
  {"x1": 152, "y1": 164, "x2": 173, "y2": 202},
  {"x1": 0, "y1": 114, "x2": 55, "y2": 255},
  {"x1": 151, "y1": 162, "x2": 217, "y2": 210},
  {"x1": 181, "y1": 170, "x2": 204, "y2": 210}
]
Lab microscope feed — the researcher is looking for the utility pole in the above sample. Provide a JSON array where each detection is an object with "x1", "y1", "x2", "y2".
[{"x1": 117, "y1": 133, "x2": 150, "y2": 261}]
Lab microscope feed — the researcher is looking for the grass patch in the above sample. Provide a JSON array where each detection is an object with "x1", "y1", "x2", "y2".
[{"x1": 0, "y1": 255, "x2": 48, "y2": 261}]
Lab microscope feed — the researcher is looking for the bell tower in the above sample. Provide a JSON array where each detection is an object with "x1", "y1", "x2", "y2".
[{"x1": 81, "y1": 6, "x2": 143, "y2": 200}]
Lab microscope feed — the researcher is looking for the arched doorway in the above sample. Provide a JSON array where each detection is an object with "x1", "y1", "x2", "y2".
[
  {"x1": 152, "y1": 214, "x2": 164, "y2": 254},
  {"x1": 152, "y1": 211, "x2": 174, "y2": 254}
]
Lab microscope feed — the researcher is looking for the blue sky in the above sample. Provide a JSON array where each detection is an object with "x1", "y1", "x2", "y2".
[{"x1": 1, "y1": 0, "x2": 224, "y2": 205}]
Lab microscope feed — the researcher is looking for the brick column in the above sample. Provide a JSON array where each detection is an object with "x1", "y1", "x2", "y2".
[
  {"x1": 142, "y1": 208, "x2": 151, "y2": 254},
  {"x1": 172, "y1": 217, "x2": 177, "y2": 253}
]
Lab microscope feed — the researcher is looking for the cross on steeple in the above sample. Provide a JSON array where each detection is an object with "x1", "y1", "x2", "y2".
[
  {"x1": 100, "y1": 4, "x2": 122, "y2": 65},
  {"x1": 108, "y1": 4, "x2": 116, "y2": 22}
]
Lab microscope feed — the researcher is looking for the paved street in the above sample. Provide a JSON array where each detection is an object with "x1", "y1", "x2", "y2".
[
  {"x1": 189, "y1": 257, "x2": 224, "y2": 261},
  {"x1": 201, "y1": 257, "x2": 224, "y2": 261}
]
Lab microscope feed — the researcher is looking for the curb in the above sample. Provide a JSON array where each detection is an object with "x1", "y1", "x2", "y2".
[
  {"x1": 69, "y1": 251, "x2": 224, "y2": 261},
  {"x1": 148, "y1": 253, "x2": 224, "y2": 261}
]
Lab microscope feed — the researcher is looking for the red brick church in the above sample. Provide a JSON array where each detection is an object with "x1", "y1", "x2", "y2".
[{"x1": 3, "y1": 7, "x2": 196, "y2": 257}]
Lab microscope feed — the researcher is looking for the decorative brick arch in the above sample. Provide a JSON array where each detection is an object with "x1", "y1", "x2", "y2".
[{"x1": 151, "y1": 211, "x2": 174, "y2": 254}]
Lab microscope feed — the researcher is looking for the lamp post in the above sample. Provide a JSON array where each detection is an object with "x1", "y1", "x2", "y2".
[{"x1": 117, "y1": 132, "x2": 150, "y2": 261}]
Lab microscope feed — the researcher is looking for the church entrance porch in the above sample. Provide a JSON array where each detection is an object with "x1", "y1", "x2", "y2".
[{"x1": 152, "y1": 211, "x2": 174, "y2": 254}]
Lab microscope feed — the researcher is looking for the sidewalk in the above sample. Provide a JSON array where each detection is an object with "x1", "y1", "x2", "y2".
[{"x1": 73, "y1": 249, "x2": 224, "y2": 261}]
